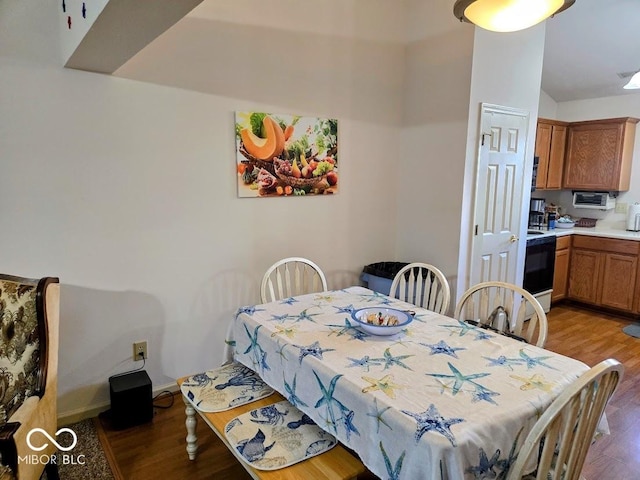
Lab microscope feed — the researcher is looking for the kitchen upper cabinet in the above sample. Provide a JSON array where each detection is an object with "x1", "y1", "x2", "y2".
[
  {"x1": 551, "y1": 235, "x2": 570, "y2": 303},
  {"x1": 568, "y1": 235, "x2": 640, "y2": 313},
  {"x1": 535, "y1": 119, "x2": 568, "y2": 190},
  {"x1": 563, "y1": 117, "x2": 639, "y2": 191}
]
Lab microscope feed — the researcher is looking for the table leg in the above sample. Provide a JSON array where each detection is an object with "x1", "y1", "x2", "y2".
[{"x1": 183, "y1": 394, "x2": 198, "y2": 460}]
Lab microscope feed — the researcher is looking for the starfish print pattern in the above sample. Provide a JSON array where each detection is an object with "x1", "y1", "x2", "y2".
[
  {"x1": 283, "y1": 373, "x2": 307, "y2": 408},
  {"x1": 410, "y1": 312, "x2": 430, "y2": 323},
  {"x1": 379, "y1": 441, "x2": 405, "y2": 480},
  {"x1": 366, "y1": 397, "x2": 393, "y2": 433},
  {"x1": 280, "y1": 297, "x2": 298, "y2": 305},
  {"x1": 375, "y1": 348, "x2": 414, "y2": 371},
  {"x1": 326, "y1": 318, "x2": 368, "y2": 341},
  {"x1": 518, "y1": 349, "x2": 557, "y2": 370},
  {"x1": 361, "y1": 374, "x2": 402, "y2": 399},
  {"x1": 465, "y1": 447, "x2": 501, "y2": 479},
  {"x1": 474, "y1": 329, "x2": 495, "y2": 341},
  {"x1": 242, "y1": 324, "x2": 270, "y2": 373},
  {"x1": 313, "y1": 372, "x2": 348, "y2": 435},
  {"x1": 291, "y1": 308, "x2": 320, "y2": 323},
  {"x1": 434, "y1": 379, "x2": 455, "y2": 395},
  {"x1": 236, "y1": 305, "x2": 264, "y2": 317},
  {"x1": 420, "y1": 340, "x2": 466, "y2": 358},
  {"x1": 360, "y1": 292, "x2": 393, "y2": 304},
  {"x1": 274, "y1": 341, "x2": 288, "y2": 362},
  {"x1": 401, "y1": 404, "x2": 464, "y2": 446},
  {"x1": 389, "y1": 337, "x2": 413, "y2": 348},
  {"x1": 268, "y1": 313, "x2": 293, "y2": 323},
  {"x1": 313, "y1": 294, "x2": 335, "y2": 302},
  {"x1": 470, "y1": 385, "x2": 500, "y2": 405},
  {"x1": 333, "y1": 304, "x2": 357, "y2": 314},
  {"x1": 483, "y1": 354, "x2": 525, "y2": 370},
  {"x1": 292, "y1": 341, "x2": 335, "y2": 364},
  {"x1": 346, "y1": 355, "x2": 383, "y2": 372},
  {"x1": 440, "y1": 320, "x2": 479, "y2": 337},
  {"x1": 270, "y1": 325, "x2": 299, "y2": 339},
  {"x1": 510, "y1": 373, "x2": 554, "y2": 392},
  {"x1": 495, "y1": 427, "x2": 525, "y2": 479},
  {"x1": 427, "y1": 362, "x2": 490, "y2": 396},
  {"x1": 341, "y1": 410, "x2": 360, "y2": 442}
]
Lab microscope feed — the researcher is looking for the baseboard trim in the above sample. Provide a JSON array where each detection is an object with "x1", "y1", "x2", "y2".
[{"x1": 58, "y1": 382, "x2": 180, "y2": 426}]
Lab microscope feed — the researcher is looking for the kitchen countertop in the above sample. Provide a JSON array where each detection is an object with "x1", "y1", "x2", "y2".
[{"x1": 527, "y1": 226, "x2": 640, "y2": 241}]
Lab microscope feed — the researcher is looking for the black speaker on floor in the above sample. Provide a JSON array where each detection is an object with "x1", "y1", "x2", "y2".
[{"x1": 109, "y1": 370, "x2": 153, "y2": 430}]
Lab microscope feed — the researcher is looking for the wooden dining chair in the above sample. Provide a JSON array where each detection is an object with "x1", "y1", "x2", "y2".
[
  {"x1": 506, "y1": 358, "x2": 623, "y2": 480},
  {"x1": 453, "y1": 281, "x2": 548, "y2": 347},
  {"x1": 260, "y1": 257, "x2": 328, "y2": 303},
  {"x1": 389, "y1": 263, "x2": 450, "y2": 314}
]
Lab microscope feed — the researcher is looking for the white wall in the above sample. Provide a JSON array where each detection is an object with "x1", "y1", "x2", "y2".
[
  {"x1": 459, "y1": 25, "x2": 546, "y2": 295},
  {"x1": 396, "y1": 5, "x2": 546, "y2": 303},
  {"x1": 1, "y1": 1, "x2": 403, "y2": 418},
  {"x1": 395, "y1": 4, "x2": 475, "y2": 303},
  {"x1": 542, "y1": 93, "x2": 640, "y2": 227},
  {"x1": 538, "y1": 89, "x2": 559, "y2": 119}
]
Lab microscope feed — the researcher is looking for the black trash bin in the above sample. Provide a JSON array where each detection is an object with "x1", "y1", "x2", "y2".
[{"x1": 360, "y1": 262, "x2": 409, "y2": 295}]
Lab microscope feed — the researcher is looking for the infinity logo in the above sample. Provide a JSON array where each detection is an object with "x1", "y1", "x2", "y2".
[{"x1": 26, "y1": 428, "x2": 77, "y2": 452}]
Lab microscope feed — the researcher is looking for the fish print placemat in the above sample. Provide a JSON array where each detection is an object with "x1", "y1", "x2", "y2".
[
  {"x1": 225, "y1": 400, "x2": 337, "y2": 470},
  {"x1": 181, "y1": 362, "x2": 274, "y2": 412}
]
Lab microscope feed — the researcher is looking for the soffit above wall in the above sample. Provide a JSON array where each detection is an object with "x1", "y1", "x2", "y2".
[{"x1": 65, "y1": 0, "x2": 204, "y2": 74}]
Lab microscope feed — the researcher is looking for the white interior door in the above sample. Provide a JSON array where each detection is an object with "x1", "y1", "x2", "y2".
[{"x1": 470, "y1": 104, "x2": 529, "y2": 287}]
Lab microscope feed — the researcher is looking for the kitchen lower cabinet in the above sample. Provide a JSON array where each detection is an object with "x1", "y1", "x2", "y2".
[
  {"x1": 568, "y1": 249, "x2": 601, "y2": 304},
  {"x1": 600, "y1": 253, "x2": 638, "y2": 311},
  {"x1": 568, "y1": 235, "x2": 640, "y2": 313},
  {"x1": 551, "y1": 235, "x2": 571, "y2": 303}
]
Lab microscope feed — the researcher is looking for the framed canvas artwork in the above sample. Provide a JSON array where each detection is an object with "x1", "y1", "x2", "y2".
[{"x1": 235, "y1": 112, "x2": 338, "y2": 198}]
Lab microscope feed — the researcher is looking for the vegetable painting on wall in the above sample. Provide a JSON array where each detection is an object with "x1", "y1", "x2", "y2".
[{"x1": 235, "y1": 112, "x2": 338, "y2": 197}]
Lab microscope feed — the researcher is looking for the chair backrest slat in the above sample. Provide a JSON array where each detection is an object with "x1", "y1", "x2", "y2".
[
  {"x1": 389, "y1": 263, "x2": 450, "y2": 315},
  {"x1": 506, "y1": 359, "x2": 623, "y2": 480},
  {"x1": 261, "y1": 257, "x2": 328, "y2": 303},
  {"x1": 454, "y1": 281, "x2": 548, "y2": 347}
]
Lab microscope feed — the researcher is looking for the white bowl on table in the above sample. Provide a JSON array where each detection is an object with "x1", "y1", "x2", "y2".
[
  {"x1": 555, "y1": 221, "x2": 575, "y2": 229},
  {"x1": 351, "y1": 307, "x2": 413, "y2": 336}
]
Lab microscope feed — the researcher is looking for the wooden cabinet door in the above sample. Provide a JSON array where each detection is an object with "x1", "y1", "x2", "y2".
[
  {"x1": 564, "y1": 122, "x2": 623, "y2": 190},
  {"x1": 535, "y1": 122, "x2": 552, "y2": 190},
  {"x1": 563, "y1": 118, "x2": 638, "y2": 191},
  {"x1": 546, "y1": 125, "x2": 567, "y2": 189},
  {"x1": 600, "y1": 253, "x2": 637, "y2": 311},
  {"x1": 552, "y1": 247, "x2": 570, "y2": 303},
  {"x1": 568, "y1": 249, "x2": 601, "y2": 304}
]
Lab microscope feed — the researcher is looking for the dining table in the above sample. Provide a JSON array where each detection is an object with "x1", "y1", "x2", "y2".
[{"x1": 224, "y1": 286, "x2": 593, "y2": 479}]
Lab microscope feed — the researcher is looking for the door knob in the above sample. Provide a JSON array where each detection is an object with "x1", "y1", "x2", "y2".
[{"x1": 509, "y1": 234, "x2": 519, "y2": 243}]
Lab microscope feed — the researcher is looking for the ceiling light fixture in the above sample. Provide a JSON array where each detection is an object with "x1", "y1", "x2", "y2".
[
  {"x1": 453, "y1": 0, "x2": 576, "y2": 33},
  {"x1": 623, "y1": 71, "x2": 640, "y2": 90}
]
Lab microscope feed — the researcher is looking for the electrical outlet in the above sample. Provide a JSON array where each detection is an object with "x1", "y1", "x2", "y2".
[
  {"x1": 615, "y1": 202, "x2": 628, "y2": 214},
  {"x1": 133, "y1": 341, "x2": 147, "y2": 361}
]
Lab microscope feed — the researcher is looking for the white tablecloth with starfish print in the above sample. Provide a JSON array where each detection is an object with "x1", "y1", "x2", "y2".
[{"x1": 224, "y1": 286, "x2": 592, "y2": 480}]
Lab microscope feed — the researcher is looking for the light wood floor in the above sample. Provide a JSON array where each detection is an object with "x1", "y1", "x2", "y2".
[{"x1": 97, "y1": 304, "x2": 640, "y2": 479}]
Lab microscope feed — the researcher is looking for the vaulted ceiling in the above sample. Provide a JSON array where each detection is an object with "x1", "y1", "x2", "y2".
[{"x1": 65, "y1": 0, "x2": 640, "y2": 104}]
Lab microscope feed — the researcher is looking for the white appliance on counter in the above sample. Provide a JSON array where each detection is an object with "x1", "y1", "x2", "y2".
[
  {"x1": 573, "y1": 191, "x2": 616, "y2": 210},
  {"x1": 627, "y1": 203, "x2": 640, "y2": 231}
]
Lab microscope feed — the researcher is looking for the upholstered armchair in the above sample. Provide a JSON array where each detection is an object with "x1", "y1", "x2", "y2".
[{"x1": 0, "y1": 275, "x2": 59, "y2": 480}]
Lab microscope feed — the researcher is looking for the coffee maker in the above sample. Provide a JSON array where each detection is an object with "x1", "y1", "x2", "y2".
[{"x1": 529, "y1": 197, "x2": 545, "y2": 230}]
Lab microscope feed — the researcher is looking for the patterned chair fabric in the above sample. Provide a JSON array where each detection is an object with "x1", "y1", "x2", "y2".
[
  {"x1": 0, "y1": 275, "x2": 59, "y2": 480},
  {"x1": 0, "y1": 279, "x2": 42, "y2": 426}
]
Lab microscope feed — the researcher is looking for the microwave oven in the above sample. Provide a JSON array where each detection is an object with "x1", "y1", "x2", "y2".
[{"x1": 572, "y1": 191, "x2": 616, "y2": 210}]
